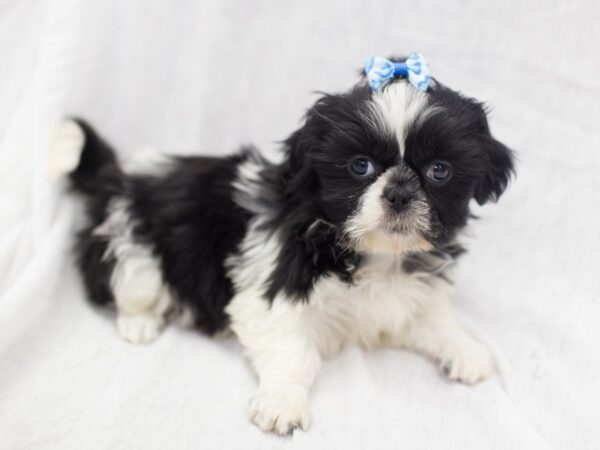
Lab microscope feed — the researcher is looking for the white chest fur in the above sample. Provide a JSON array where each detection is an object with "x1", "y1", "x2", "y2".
[
  {"x1": 227, "y1": 243, "x2": 453, "y2": 362},
  {"x1": 304, "y1": 254, "x2": 452, "y2": 357}
]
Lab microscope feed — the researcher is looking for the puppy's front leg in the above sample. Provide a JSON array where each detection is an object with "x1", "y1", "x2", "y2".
[
  {"x1": 227, "y1": 295, "x2": 321, "y2": 435},
  {"x1": 398, "y1": 296, "x2": 495, "y2": 384}
]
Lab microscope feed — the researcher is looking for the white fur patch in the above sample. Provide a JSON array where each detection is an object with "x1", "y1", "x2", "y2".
[
  {"x1": 225, "y1": 221, "x2": 281, "y2": 296},
  {"x1": 227, "y1": 151, "x2": 284, "y2": 296},
  {"x1": 94, "y1": 198, "x2": 172, "y2": 343},
  {"x1": 121, "y1": 149, "x2": 173, "y2": 176},
  {"x1": 47, "y1": 119, "x2": 85, "y2": 179},
  {"x1": 231, "y1": 150, "x2": 276, "y2": 218},
  {"x1": 367, "y1": 82, "x2": 428, "y2": 155}
]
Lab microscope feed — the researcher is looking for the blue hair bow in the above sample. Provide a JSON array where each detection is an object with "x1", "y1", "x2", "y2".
[{"x1": 364, "y1": 53, "x2": 431, "y2": 92}]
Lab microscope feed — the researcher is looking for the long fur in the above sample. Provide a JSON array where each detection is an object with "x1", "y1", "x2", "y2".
[{"x1": 51, "y1": 57, "x2": 515, "y2": 435}]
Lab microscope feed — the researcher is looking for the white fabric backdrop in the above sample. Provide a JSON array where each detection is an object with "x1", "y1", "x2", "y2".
[{"x1": 1, "y1": 1, "x2": 599, "y2": 448}]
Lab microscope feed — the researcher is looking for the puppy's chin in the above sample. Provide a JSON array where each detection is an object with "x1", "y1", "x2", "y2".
[{"x1": 351, "y1": 229, "x2": 433, "y2": 255}]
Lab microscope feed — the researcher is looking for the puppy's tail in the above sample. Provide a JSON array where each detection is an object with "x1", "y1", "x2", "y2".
[{"x1": 48, "y1": 118, "x2": 124, "y2": 197}]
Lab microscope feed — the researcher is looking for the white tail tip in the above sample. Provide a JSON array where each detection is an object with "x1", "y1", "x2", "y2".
[{"x1": 47, "y1": 119, "x2": 85, "y2": 180}]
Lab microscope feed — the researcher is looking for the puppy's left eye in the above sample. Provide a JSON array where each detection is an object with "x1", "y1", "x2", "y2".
[
  {"x1": 350, "y1": 158, "x2": 375, "y2": 177},
  {"x1": 425, "y1": 161, "x2": 452, "y2": 183}
]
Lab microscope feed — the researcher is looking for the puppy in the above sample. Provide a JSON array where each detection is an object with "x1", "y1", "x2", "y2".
[{"x1": 49, "y1": 55, "x2": 514, "y2": 435}]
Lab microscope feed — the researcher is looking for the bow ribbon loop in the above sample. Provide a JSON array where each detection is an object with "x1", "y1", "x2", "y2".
[{"x1": 364, "y1": 53, "x2": 431, "y2": 92}]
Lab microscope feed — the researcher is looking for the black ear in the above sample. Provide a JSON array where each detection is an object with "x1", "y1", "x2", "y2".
[
  {"x1": 282, "y1": 95, "x2": 337, "y2": 197},
  {"x1": 473, "y1": 136, "x2": 515, "y2": 205}
]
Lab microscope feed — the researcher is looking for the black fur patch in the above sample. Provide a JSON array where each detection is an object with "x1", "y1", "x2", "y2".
[
  {"x1": 128, "y1": 155, "x2": 251, "y2": 334},
  {"x1": 265, "y1": 219, "x2": 360, "y2": 302},
  {"x1": 402, "y1": 242, "x2": 466, "y2": 282},
  {"x1": 75, "y1": 229, "x2": 116, "y2": 306},
  {"x1": 70, "y1": 119, "x2": 123, "y2": 306}
]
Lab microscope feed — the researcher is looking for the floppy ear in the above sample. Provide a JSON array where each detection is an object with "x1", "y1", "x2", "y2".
[
  {"x1": 473, "y1": 136, "x2": 515, "y2": 205},
  {"x1": 282, "y1": 95, "x2": 338, "y2": 197}
]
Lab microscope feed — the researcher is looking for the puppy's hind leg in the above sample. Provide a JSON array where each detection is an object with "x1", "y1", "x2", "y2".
[
  {"x1": 96, "y1": 198, "x2": 173, "y2": 344},
  {"x1": 112, "y1": 252, "x2": 172, "y2": 344}
]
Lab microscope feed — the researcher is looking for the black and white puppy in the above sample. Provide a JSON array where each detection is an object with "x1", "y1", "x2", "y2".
[{"x1": 49, "y1": 57, "x2": 514, "y2": 435}]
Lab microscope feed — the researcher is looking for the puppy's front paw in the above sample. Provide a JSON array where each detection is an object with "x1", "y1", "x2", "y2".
[
  {"x1": 117, "y1": 313, "x2": 162, "y2": 344},
  {"x1": 439, "y1": 337, "x2": 494, "y2": 384},
  {"x1": 249, "y1": 384, "x2": 309, "y2": 435}
]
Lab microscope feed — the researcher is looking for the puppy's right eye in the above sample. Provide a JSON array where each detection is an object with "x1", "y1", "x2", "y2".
[
  {"x1": 425, "y1": 161, "x2": 452, "y2": 184},
  {"x1": 350, "y1": 158, "x2": 374, "y2": 177}
]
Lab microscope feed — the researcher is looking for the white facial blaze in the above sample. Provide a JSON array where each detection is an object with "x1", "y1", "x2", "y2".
[
  {"x1": 349, "y1": 82, "x2": 441, "y2": 255},
  {"x1": 368, "y1": 82, "x2": 430, "y2": 155}
]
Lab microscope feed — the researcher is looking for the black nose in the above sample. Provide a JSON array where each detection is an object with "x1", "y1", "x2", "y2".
[{"x1": 383, "y1": 186, "x2": 414, "y2": 213}]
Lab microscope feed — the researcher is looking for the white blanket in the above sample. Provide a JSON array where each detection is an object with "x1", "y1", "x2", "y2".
[{"x1": 1, "y1": 1, "x2": 599, "y2": 448}]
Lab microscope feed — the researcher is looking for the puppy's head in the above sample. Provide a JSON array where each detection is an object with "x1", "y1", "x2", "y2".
[{"x1": 284, "y1": 61, "x2": 514, "y2": 255}]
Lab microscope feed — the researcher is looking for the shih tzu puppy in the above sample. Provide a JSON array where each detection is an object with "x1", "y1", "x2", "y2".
[{"x1": 49, "y1": 54, "x2": 514, "y2": 435}]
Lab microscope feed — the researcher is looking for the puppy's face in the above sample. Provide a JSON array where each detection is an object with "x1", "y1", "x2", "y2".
[{"x1": 285, "y1": 78, "x2": 514, "y2": 255}]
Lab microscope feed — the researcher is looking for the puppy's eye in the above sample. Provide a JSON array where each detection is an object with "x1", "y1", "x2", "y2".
[
  {"x1": 426, "y1": 161, "x2": 452, "y2": 183},
  {"x1": 350, "y1": 158, "x2": 375, "y2": 177}
]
